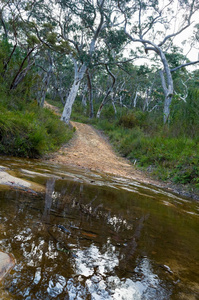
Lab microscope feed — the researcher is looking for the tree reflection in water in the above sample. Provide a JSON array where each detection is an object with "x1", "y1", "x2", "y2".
[{"x1": 0, "y1": 177, "x2": 181, "y2": 299}]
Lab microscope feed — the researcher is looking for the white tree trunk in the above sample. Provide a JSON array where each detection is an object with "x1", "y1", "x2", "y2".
[
  {"x1": 60, "y1": 0, "x2": 106, "y2": 123},
  {"x1": 112, "y1": 96, "x2": 117, "y2": 115},
  {"x1": 96, "y1": 104, "x2": 103, "y2": 119},
  {"x1": 163, "y1": 95, "x2": 172, "y2": 124},
  {"x1": 133, "y1": 91, "x2": 138, "y2": 108},
  {"x1": 159, "y1": 58, "x2": 174, "y2": 124},
  {"x1": 61, "y1": 60, "x2": 87, "y2": 124},
  {"x1": 61, "y1": 80, "x2": 81, "y2": 124},
  {"x1": 159, "y1": 51, "x2": 174, "y2": 124},
  {"x1": 81, "y1": 84, "x2": 88, "y2": 107}
]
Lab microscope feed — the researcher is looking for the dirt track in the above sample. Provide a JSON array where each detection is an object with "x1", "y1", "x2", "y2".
[
  {"x1": 44, "y1": 102, "x2": 199, "y2": 199},
  {"x1": 49, "y1": 121, "x2": 161, "y2": 186}
]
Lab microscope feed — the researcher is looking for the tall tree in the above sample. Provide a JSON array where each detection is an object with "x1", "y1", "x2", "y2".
[
  {"x1": 0, "y1": 0, "x2": 41, "y2": 90},
  {"x1": 55, "y1": 0, "x2": 121, "y2": 123},
  {"x1": 118, "y1": 0, "x2": 199, "y2": 123}
]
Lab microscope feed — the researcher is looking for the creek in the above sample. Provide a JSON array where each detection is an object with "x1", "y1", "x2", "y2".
[{"x1": 0, "y1": 156, "x2": 199, "y2": 299}]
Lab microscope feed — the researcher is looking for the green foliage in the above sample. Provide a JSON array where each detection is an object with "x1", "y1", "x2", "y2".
[
  {"x1": 27, "y1": 34, "x2": 40, "y2": 47},
  {"x1": 55, "y1": 40, "x2": 74, "y2": 55},
  {"x1": 89, "y1": 107, "x2": 199, "y2": 190},
  {"x1": 46, "y1": 32, "x2": 57, "y2": 44},
  {"x1": 0, "y1": 90, "x2": 73, "y2": 158},
  {"x1": 165, "y1": 46, "x2": 188, "y2": 69},
  {"x1": 94, "y1": 119, "x2": 117, "y2": 133},
  {"x1": 101, "y1": 105, "x2": 116, "y2": 119},
  {"x1": 118, "y1": 112, "x2": 139, "y2": 128},
  {"x1": 104, "y1": 29, "x2": 127, "y2": 53},
  {"x1": 170, "y1": 88, "x2": 199, "y2": 137},
  {"x1": 0, "y1": 34, "x2": 73, "y2": 158}
]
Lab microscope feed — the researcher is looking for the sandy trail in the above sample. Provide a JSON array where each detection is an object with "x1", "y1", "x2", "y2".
[
  {"x1": 49, "y1": 120, "x2": 160, "y2": 186},
  {"x1": 44, "y1": 102, "x2": 199, "y2": 200}
]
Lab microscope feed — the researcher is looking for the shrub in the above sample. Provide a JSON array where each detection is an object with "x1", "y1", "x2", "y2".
[
  {"x1": 0, "y1": 91, "x2": 73, "y2": 158},
  {"x1": 118, "y1": 112, "x2": 139, "y2": 128}
]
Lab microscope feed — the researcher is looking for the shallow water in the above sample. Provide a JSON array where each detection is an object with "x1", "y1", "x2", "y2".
[{"x1": 0, "y1": 157, "x2": 199, "y2": 299}]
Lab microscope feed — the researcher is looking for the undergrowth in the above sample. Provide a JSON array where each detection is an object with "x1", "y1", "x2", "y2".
[
  {"x1": 0, "y1": 91, "x2": 73, "y2": 158},
  {"x1": 76, "y1": 103, "x2": 199, "y2": 191}
]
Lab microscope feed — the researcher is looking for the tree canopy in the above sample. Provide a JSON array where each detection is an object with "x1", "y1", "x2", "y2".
[{"x1": 0, "y1": 0, "x2": 198, "y2": 123}]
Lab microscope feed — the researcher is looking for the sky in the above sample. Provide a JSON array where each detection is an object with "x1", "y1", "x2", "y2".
[{"x1": 123, "y1": 0, "x2": 199, "y2": 69}]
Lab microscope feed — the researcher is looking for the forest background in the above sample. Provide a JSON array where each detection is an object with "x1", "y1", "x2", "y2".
[{"x1": 0, "y1": 0, "x2": 199, "y2": 193}]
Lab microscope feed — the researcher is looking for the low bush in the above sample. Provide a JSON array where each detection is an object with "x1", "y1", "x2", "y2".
[
  {"x1": 0, "y1": 91, "x2": 73, "y2": 158},
  {"x1": 93, "y1": 115, "x2": 199, "y2": 189},
  {"x1": 118, "y1": 111, "x2": 138, "y2": 128}
]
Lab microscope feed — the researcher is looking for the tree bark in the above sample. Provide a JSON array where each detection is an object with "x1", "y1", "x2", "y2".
[
  {"x1": 38, "y1": 53, "x2": 53, "y2": 107},
  {"x1": 61, "y1": 60, "x2": 87, "y2": 124},
  {"x1": 10, "y1": 47, "x2": 36, "y2": 90},
  {"x1": 159, "y1": 69, "x2": 173, "y2": 124},
  {"x1": 86, "y1": 70, "x2": 94, "y2": 119},
  {"x1": 111, "y1": 94, "x2": 117, "y2": 115},
  {"x1": 81, "y1": 84, "x2": 88, "y2": 108},
  {"x1": 163, "y1": 94, "x2": 172, "y2": 124},
  {"x1": 132, "y1": 91, "x2": 138, "y2": 108}
]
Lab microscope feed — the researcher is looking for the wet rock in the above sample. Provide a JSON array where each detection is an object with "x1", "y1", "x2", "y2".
[
  {"x1": 0, "y1": 169, "x2": 45, "y2": 193},
  {"x1": 0, "y1": 251, "x2": 15, "y2": 280},
  {"x1": 0, "y1": 166, "x2": 8, "y2": 171}
]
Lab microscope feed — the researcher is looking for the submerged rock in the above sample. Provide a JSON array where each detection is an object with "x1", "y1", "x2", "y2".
[{"x1": 0, "y1": 251, "x2": 15, "y2": 280}]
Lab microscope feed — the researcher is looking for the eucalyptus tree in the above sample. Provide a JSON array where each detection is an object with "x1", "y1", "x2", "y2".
[
  {"x1": 0, "y1": 0, "x2": 41, "y2": 91},
  {"x1": 0, "y1": 1, "x2": 19, "y2": 78},
  {"x1": 35, "y1": 50, "x2": 53, "y2": 106},
  {"x1": 51, "y1": 0, "x2": 123, "y2": 124},
  {"x1": 18, "y1": 0, "x2": 122, "y2": 123},
  {"x1": 5, "y1": 0, "x2": 129, "y2": 121},
  {"x1": 118, "y1": 0, "x2": 199, "y2": 123}
]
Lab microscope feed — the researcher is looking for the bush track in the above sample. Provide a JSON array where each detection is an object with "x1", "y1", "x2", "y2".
[
  {"x1": 44, "y1": 102, "x2": 199, "y2": 200},
  {"x1": 49, "y1": 120, "x2": 164, "y2": 187}
]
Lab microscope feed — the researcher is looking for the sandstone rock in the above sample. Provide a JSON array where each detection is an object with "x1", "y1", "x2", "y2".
[{"x1": 0, "y1": 251, "x2": 15, "y2": 280}]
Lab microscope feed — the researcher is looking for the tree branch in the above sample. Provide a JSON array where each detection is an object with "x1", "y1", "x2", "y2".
[
  {"x1": 171, "y1": 60, "x2": 199, "y2": 72},
  {"x1": 158, "y1": 0, "x2": 196, "y2": 47}
]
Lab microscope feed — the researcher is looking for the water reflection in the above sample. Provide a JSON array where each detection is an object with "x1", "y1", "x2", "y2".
[
  {"x1": 67, "y1": 241, "x2": 170, "y2": 300},
  {"x1": 43, "y1": 178, "x2": 56, "y2": 224},
  {"x1": 48, "y1": 275, "x2": 66, "y2": 298},
  {"x1": 0, "y1": 159, "x2": 199, "y2": 299}
]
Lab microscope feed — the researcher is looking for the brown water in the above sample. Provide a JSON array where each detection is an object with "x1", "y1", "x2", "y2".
[{"x1": 0, "y1": 157, "x2": 199, "y2": 299}]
